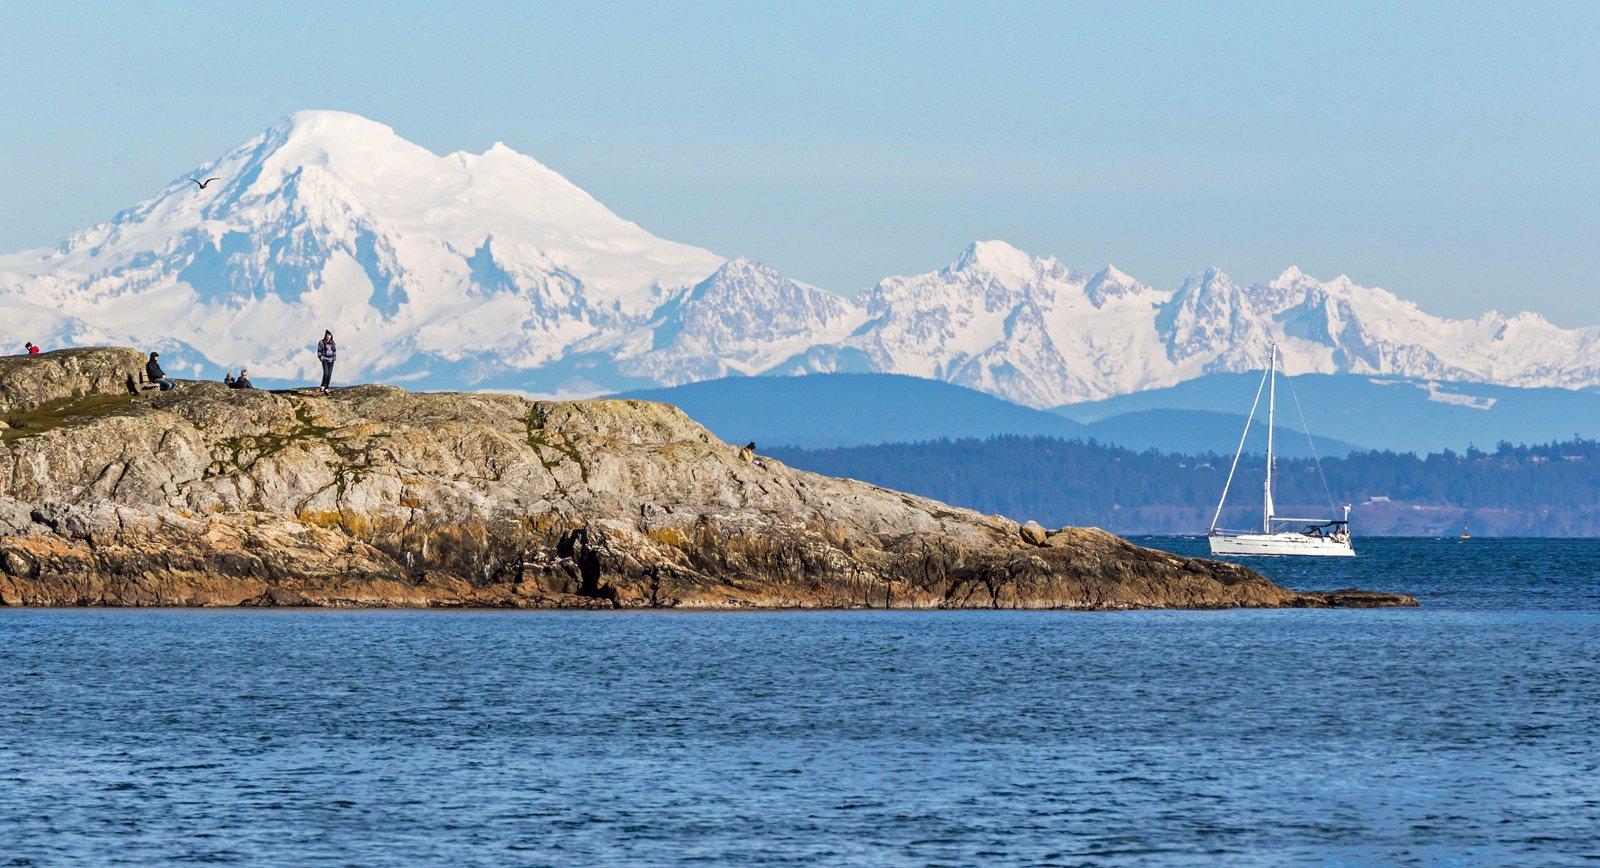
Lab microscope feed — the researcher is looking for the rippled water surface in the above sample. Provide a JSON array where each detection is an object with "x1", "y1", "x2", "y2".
[{"x1": 2, "y1": 538, "x2": 1597, "y2": 865}]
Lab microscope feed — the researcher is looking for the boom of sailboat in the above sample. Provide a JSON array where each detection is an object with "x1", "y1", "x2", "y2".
[{"x1": 1208, "y1": 343, "x2": 1355, "y2": 557}]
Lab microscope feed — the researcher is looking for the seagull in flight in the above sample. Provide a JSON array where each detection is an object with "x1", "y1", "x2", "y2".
[{"x1": 191, "y1": 177, "x2": 221, "y2": 189}]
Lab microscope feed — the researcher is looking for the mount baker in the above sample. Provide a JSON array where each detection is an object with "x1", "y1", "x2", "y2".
[{"x1": 3, "y1": 110, "x2": 1597, "y2": 407}]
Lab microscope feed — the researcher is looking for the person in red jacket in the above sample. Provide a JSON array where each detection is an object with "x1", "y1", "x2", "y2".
[{"x1": 24, "y1": 342, "x2": 39, "y2": 354}]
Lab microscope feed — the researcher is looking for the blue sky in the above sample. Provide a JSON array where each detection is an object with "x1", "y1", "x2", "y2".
[{"x1": 3, "y1": 1, "x2": 1598, "y2": 324}]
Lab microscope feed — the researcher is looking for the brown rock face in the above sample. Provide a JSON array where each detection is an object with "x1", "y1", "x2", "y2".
[{"x1": 0, "y1": 348, "x2": 1415, "y2": 609}]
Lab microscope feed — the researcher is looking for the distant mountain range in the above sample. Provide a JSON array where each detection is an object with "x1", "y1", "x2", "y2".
[
  {"x1": 626, "y1": 370, "x2": 1600, "y2": 457},
  {"x1": 618, "y1": 374, "x2": 1357, "y2": 457},
  {"x1": 1057, "y1": 373, "x2": 1600, "y2": 455},
  {"x1": 5, "y1": 109, "x2": 1600, "y2": 415}
]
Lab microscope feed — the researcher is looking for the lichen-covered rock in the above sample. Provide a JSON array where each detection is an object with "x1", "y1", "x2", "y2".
[
  {"x1": 0, "y1": 349, "x2": 1415, "y2": 609},
  {"x1": 0, "y1": 347, "x2": 147, "y2": 414}
]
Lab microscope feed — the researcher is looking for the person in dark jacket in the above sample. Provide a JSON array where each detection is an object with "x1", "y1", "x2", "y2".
[
  {"x1": 316, "y1": 330, "x2": 336, "y2": 395},
  {"x1": 230, "y1": 369, "x2": 255, "y2": 390},
  {"x1": 145, "y1": 351, "x2": 175, "y2": 391}
]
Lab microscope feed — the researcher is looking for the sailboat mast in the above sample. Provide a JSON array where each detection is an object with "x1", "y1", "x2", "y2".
[{"x1": 1263, "y1": 344, "x2": 1276, "y2": 533}]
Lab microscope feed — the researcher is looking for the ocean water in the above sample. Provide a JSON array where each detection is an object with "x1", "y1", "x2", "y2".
[{"x1": 0, "y1": 538, "x2": 1596, "y2": 865}]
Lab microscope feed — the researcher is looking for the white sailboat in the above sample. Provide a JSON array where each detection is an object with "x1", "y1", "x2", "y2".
[{"x1": 1208, "y1": 343, "x2": 1354, "y2": 557}]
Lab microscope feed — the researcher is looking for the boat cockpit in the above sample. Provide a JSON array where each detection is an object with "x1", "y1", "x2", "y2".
[{"x1": 1300, "y1": 520, "x2": 1349, "y2": 541}]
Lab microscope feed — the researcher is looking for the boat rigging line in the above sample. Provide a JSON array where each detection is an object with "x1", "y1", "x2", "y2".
[
  {"x1": 1281, "y1": 366, "x2": 1338, "y2": 515},
  {"x1": 1209, "y1": 359, "x2": 1270, "y2": 534}
]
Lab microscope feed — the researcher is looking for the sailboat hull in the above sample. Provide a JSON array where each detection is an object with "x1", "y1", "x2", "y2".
[{"x1": 1209, "y1": 532, "x2": 1355, "y2": 557}]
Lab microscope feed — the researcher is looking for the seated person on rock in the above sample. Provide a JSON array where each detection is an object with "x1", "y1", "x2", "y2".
[
  {"x1": 145, "y1": 351, "x2": 176, "y2": 391},
  {"x1": 230, "y1": 369, "x2": 255, "y2": 390}
]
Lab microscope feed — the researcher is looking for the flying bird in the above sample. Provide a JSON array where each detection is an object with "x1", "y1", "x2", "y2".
[{"x1": 191, "y1": 177, "x2": 221, "y2": 189}]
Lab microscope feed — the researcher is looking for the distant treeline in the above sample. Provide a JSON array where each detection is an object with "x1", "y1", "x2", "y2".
[{"x1": 768, "y1": 437, "x2": 1600, "y2": 536}]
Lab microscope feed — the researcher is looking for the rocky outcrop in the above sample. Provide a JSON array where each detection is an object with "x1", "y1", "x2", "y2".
[
  {"x1": 0, "y1": 348, "x2": 1416, "y2": 609},
  {"x1": 0, "y1": 347, "x2": 146, "y2": 414}
]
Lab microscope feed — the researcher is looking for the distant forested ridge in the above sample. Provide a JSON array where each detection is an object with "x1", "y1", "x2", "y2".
[{"x1": 768, "y1": 437, "x2": 1600, "y2": 536}]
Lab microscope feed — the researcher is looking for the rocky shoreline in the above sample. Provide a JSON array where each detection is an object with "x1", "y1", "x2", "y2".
[{"x1": 0, "y1": 348, "x2": 1415, "y2": 610}]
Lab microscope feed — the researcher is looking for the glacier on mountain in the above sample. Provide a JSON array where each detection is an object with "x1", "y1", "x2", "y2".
[{"x1": 3, "y1": 110, "x2": 1598, "y2": 406}]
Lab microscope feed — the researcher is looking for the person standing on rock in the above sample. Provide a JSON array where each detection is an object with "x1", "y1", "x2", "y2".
[
  {"x1": 316, "y1": 330, "x2": 336, "y2": 396},
  {"x1": 145, "y1": 351, "x2": 175, "y2": 391}
]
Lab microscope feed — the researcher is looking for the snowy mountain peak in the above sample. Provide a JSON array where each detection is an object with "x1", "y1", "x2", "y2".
[
  {"x1": 1084, "y1": 263, "x2": 1151, "y2": 306},
  {"x1": 1273, "y1": 265, "x2": 1307, "y2": 285},
  {"x1": 247, "y1": 110, "x2": 429, "y2": 178},
  {"x1": 277, "y1": 108, "x2": 402, "y2": 141},
  {"x1": 1506, "y1": 309, "x2": 1551, "y2": 327},
  {"x1": 712, "y1": 256, "x2": 777, "y2": 280},
  {"x1": 1175, "y1": 266, "x2": 1238, "y2": 298},
  {"x1": 1097, "y1": 263, "x2": 1135, "y2": 283},
  {"x1": 951, "y1": 240, "x2": 1043, "y2": 282},
  {"x1": 624, "y1": 255, "x2": 865, "y2": 386}
]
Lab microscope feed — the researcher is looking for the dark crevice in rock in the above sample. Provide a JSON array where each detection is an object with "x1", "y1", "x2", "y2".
[{"x1": 557, "y1": 527, "x2": 619, "y2": 607}]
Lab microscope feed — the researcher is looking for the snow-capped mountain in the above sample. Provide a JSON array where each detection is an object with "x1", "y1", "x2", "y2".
[
  {"x1": 772, "y1": 241, "x2": 1178, "y2": 407},
  {"x1": 618, "y1": 258, "x2": 866, "y2": 385},
  {"x1": 3, "y1": 110, "x2": 1599, "y2": 406},
  {"x1": 0, "y1": 110, "x2": 723, "y2": 388}
]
